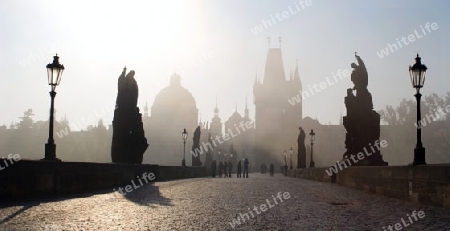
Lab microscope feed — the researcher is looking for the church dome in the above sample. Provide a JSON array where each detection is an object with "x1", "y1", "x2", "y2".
[{"x1": 151, "y1": 73, "x2": 197, "y2": 117}]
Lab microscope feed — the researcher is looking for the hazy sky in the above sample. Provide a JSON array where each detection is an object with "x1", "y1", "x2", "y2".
[{"x1": 1, "y1": 0, "x2": 449, "y2": 129}]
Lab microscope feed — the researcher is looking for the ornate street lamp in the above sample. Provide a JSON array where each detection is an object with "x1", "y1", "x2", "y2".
[
  {"x1": 283, "y1": 149, "x2": 287, "y2": 176},
  {"x1": 309, "y1": 129, "x2": 315, "y2": 167},
  {"x1": 409, "y1": 54, "x2": 427, "y2": 165},
  {"x1": 43, "y1": 54, "x2": 64, "y2": 161},
  {"x1": 289, "y1": 147, "x2": 293, "y2": 170},
  {"x1": 182, "y1": 128, "x2": 188, "y2": 166}
]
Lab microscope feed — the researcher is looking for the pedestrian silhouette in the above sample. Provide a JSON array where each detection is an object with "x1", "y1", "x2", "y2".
[
  {"x1": 244, "y1": 158, "x2": 249, "y2": 178},
  {"x1": 237, "y1": 160, "x2": 242, "y2": 178}
]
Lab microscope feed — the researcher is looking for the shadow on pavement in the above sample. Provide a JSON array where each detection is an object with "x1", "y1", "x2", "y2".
[
  {"x1": 0, "y1": 202, "x2": 40, "y2": 226},
  {"x1": 123, "y1": 183, "x2": 173, "y2": 208}
]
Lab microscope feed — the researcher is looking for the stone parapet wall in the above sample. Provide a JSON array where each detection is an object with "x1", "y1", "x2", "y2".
[
  {"x1": 288, "y1": 165, "x2": 450, "y2": 208},
  {"x1": 0, "y1": 160, "x2": 210, "y2": 200}
]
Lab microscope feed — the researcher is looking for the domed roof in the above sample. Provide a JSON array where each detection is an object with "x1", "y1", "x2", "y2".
[{"x1": 151, "y1": 73, "x2": 197, "y2": 116}]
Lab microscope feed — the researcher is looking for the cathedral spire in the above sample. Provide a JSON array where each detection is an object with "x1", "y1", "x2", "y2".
[{"x1": 214, "y1": 97, "x2": 219, "y2": 116}]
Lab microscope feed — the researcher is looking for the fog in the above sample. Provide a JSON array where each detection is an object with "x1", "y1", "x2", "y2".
[{"x1": 1, "y1": 1, "x2": 450, "y2": 166}]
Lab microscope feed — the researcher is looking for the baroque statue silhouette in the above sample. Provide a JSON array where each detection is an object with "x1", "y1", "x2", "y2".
[
  {"x1": 297, "y1": 127, "x2": 306, "y2": 168},
  {"x1": 191, "y1": 126, "x2": 202, "y2": 166},
  {"x1": 111, "y1": 67, "x2": 148, "y2": 164},
  {"x1": 343, "y1": 54, "x2": 388, "y2": 166}
]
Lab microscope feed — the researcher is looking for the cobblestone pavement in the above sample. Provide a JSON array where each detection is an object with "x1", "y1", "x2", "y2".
[{"x1": 1, "y1": 174, "x2": 450, "y2": 231}]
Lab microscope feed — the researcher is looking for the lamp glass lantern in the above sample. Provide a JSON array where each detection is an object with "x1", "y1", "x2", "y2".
[
  {"x1": 182, "y1": 128, "x2": 188, "y2": 141},
  {"x1": 46, "y1": 54, "x2": 65, "y2": 92},
  {"x1": 409, "y1": 54, "x2": 427, "y2": 89},
  {"x1": 309, "y1": 129, "x2": 315, "y2": 142}
]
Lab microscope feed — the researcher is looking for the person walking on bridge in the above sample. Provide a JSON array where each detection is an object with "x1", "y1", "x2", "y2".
[{"x1": 244, "y1": 158, "x2": 249, "y2": 178}]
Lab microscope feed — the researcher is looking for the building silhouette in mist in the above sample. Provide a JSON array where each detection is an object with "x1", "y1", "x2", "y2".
[
  {"x1": 137, "y1": 43, "x2": 450, "y2": 168},
  {"x1": 143, "y1": 73, "x2": 198, "y2": 166},
  {"x1": 253, "y1": 46, "x2": 302, "y2": 163},
  {"x1": 222, "y1": 102, "x2": 255, "y2": 166}
]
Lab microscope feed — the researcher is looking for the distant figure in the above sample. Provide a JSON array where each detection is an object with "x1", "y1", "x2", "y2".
[
  {"x1": 224, "y1": 161, "x2": 228, "y2": 178},
  {"x1": 237, "y1": 160, "x2": 242, "y2": 178},
  {"x1": 191, "y1": 127, "x2": 202, "y2": 166},
  {"x1": 211, "y1": 160, "x2": 217, "y2": 178},
  {"x1": 244, "y1": 158, "x2": 249, "y2": 178},
  {"x1": 218, "y1": 161, "x2": 223, "y2": 178},
  {"x1": 228, "y1": 161, "x2": 232, "y2": 178},
  {"x1": 297, "y1": 127, "x2": 307, "y2": 168},
  {"x1": 269, "y1": 163, "x2": 274, "y2": 176}
]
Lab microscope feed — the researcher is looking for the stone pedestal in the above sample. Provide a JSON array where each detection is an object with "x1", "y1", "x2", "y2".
[{"x1": 342, "y1": 54, "x2": 387, "y2": 166}]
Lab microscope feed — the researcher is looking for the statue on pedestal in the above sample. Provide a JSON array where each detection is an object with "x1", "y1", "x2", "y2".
[
  {"x1": 342, "y1": 54, "x2": 388, "y2": 166},
  {"x1": 192, "y1": 126, "x2": 202, "y2": 166},
  {"x1": 111, "y1": 67, "x2": 148, "y2": 164},
  {"x1": 297, "y1": 127, "x2": 306, "y2": 168}
]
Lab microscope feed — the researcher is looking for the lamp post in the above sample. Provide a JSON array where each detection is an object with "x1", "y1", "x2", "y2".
[
  {"x1": 182, "y1": 128, "x2": 188, "y2": 166},
  {"x1": 309, "y1": 129, "x2": 315, "y2": 167},
  {"x1": 409, "y1": 54, "x2": 427, "y2": 165},
  {"x1": 283, "y1": 149, "x2": 287, "y2": 176},
  {"x1": 289, "y1": 147, "x2": 293, "y2": 170},
  {"x1": 43, "y1": 54, "x2": 64, "y2": 161}
]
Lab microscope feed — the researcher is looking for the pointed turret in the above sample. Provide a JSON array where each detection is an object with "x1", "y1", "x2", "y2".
[
  {"x1": 262, "y1": 48, "x2": 286, "y2": 85},
  {"x1": 211, "y1": 98, "x2": 222, "y2": 137},
  {"x1": 214, "y1": 96, "x2": 219, "y2": 117}
]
